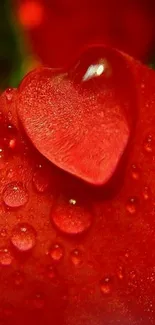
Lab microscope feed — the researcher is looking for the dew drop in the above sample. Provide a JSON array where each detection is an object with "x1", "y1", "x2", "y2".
[
  {"x1": 32, "y1": 293, "x2": 45, "y2": 309},
  {"x1": 5, "y1": 88, "x2": 14, "y2": 102},
  {"x1": 129, "y1": 270, "x2": 136, "y2": 280},
  {"x1": 51, "y1": 195, "x2": 92, "y2": 235},
  {"x1": 131, "y1": 164, "x2": 140, "y2": 180},
  {"x1": 47, "y1": 265, "x2": 57, "y2": 279},
  {"x1": 0, "y1": 248, "x2": 13, "y2": 266},
  {"x1": 50, "y1": 243, "x2": 63, "y2": 262},
  {"x1": 3, "y1": 182, "x2": 28, "y2": 208},
  {"x1": 117, "y1": 266, "x2": 124, "y2": 280},
  {"x1": 0, "y1": 111, "x2": 3, "y2": 122},
  {"x1": 0, "y1": 229, "x2": 7, "y2": 238},
  {"x1": 126, "y1": 197, "x2": 137, "y2": 214},
  {"x1": 70, "y1": 249, "x2": 82, "y2": 266},
  {"x1": 13, "y1": 271, "x2": 24, "y2": 286},
  {"x1": 144, "y1": 135, "x2": 153, "y2": 153},
  {"x1": 9, "y1": 138, "x2": 17, "y2": 150},
  {"x1": 100, "y1": 277, "x2": 112, "y2": 295},
  {"x1": 32, "y1": 168, "x2": 49, "y2": 193},
  {"x1": 11, "y1": 223, "x2": 36, "y2": 252},
  {"x1": 143, "y1": 186, "x2": 150, "y2": 200}
]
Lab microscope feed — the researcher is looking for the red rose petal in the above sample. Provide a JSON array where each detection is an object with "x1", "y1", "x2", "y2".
[
  {"x1": 16, "y1": 46, "x2": 136, "y2": 185},
  {"x1": 0, "y1": 50, "x2": 155, "y2": 324}
]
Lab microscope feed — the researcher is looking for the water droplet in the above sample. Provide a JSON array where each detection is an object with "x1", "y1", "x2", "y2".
[
  {"x1": 6, "y1": 168, "x2": 14, "y2": 179},
  {"x1": 131, "y1": 164, "x2": 140, "y2": 180},
  {"x1": 32, "y1": 168, "x2": 49, "y2": 193},
  {"x1": 143, "y1": 186, "x2": 150, "y2": 200},
  {"x1": 13, "y1": 271, "x2": 24, "y2": 286},
  {"x1": 126, "y1": 197, "x2": 137, "y2": 214},
  {"x1": 100, "y1": 277, "x2": 112, "y2": 294},
  {"x1": 130, "y1": 270, "x2": 136, "y2": 280},
  {"x1": 0, "y1": 111, "x2": 3, "y2": 122},
  {"x1": 9, "y1": 138, "x2": 17, "y2": 150},
  {"x1": 117, "y1": 266, "x2": 124, "y2": 280},
  {"x1": 47, "y1": 265, "x2": 57, "y2": 279},
  {"x1": 70, "y1": 249, "x2": 82, "y2": 266},
  {"x1": 51, "y1": 195, "x2": 92, "y2": 235},
  {"x1": 32, "y1": 293, "x2": 45, "y2": 309},
  {"x1": 5, "y1": 88, "x2": 14, "y2": 102},
  {"x1": 0, "y1": 229, "x2": 7, "y2": 237},
  {"x1": 144, "y1": 135, "x2": 153, "y2": 153},
  {"x1": 11, "y1": 223, "x2": 36, "y2": 252},
  {"x1": 50, "y1": 243, "x2": 63, "y2": 262},
  {"x1": 0, "y1": 248, "x2": 13, "y2": 266},
  {"x1": 3, "y1": 182, "x2": 28, "y2": 208}
]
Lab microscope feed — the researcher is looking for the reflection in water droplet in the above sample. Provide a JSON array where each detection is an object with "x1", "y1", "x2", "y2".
[
  {"x1": 100, "y1": 277, "x2": 112, "y2": 294},
  {"x1": 50, "y1": 244, "x2": 63, "y2": 262},
  {"x1": 3, "y1": 182, "x2": 28, "y2": 208},
  {"x1": 82, "y1": 58, "x2": 111, "y2": 82},
  {"x1": 51, "y1": 195, "x2": 92, "y2": 235},
  {"x1": 11, "y1": 223, "x2": 36, "y2": 251},
  {"x1": 126, "y1": 197, "x2": 137, "y2": 214},
  {"x1": 71, "y1": 249, "x2": 82, "y2": 266},
  {"x1": 0, "y1": 248, "x2": 13, "y2": 266},
  {"x1": 131, "y1": 164, "x2": 140, "y2": 180},
  {"x1": 144, "y1": 135, "x2": 153, "y2": 153}
]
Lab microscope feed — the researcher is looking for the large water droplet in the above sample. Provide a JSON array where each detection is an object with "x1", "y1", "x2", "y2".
[
  {"x1": 11, "y1": 223, "x2": 36, "y2": 252},
  {"x1": 126, "y1": 197, "x2": 137, "y2": 214},
  {"x1": 100, "y1": 277, "x2": 112, "y2": 294},
  {"x1": 51, "y1": 195, "x2": 92, "y2": 235},
  {"x1": 70, "y1": 249, "x2": 82, "y2": 266},
  {"x1": 50, "y1": 243, "x2": 63, "y2": 262},
  {"x1": 3, "y1": 182, "x2": 28, "y2": 208},
  {"x1": 0, "y1": 248, "x2": 13, "y2": 266}
]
